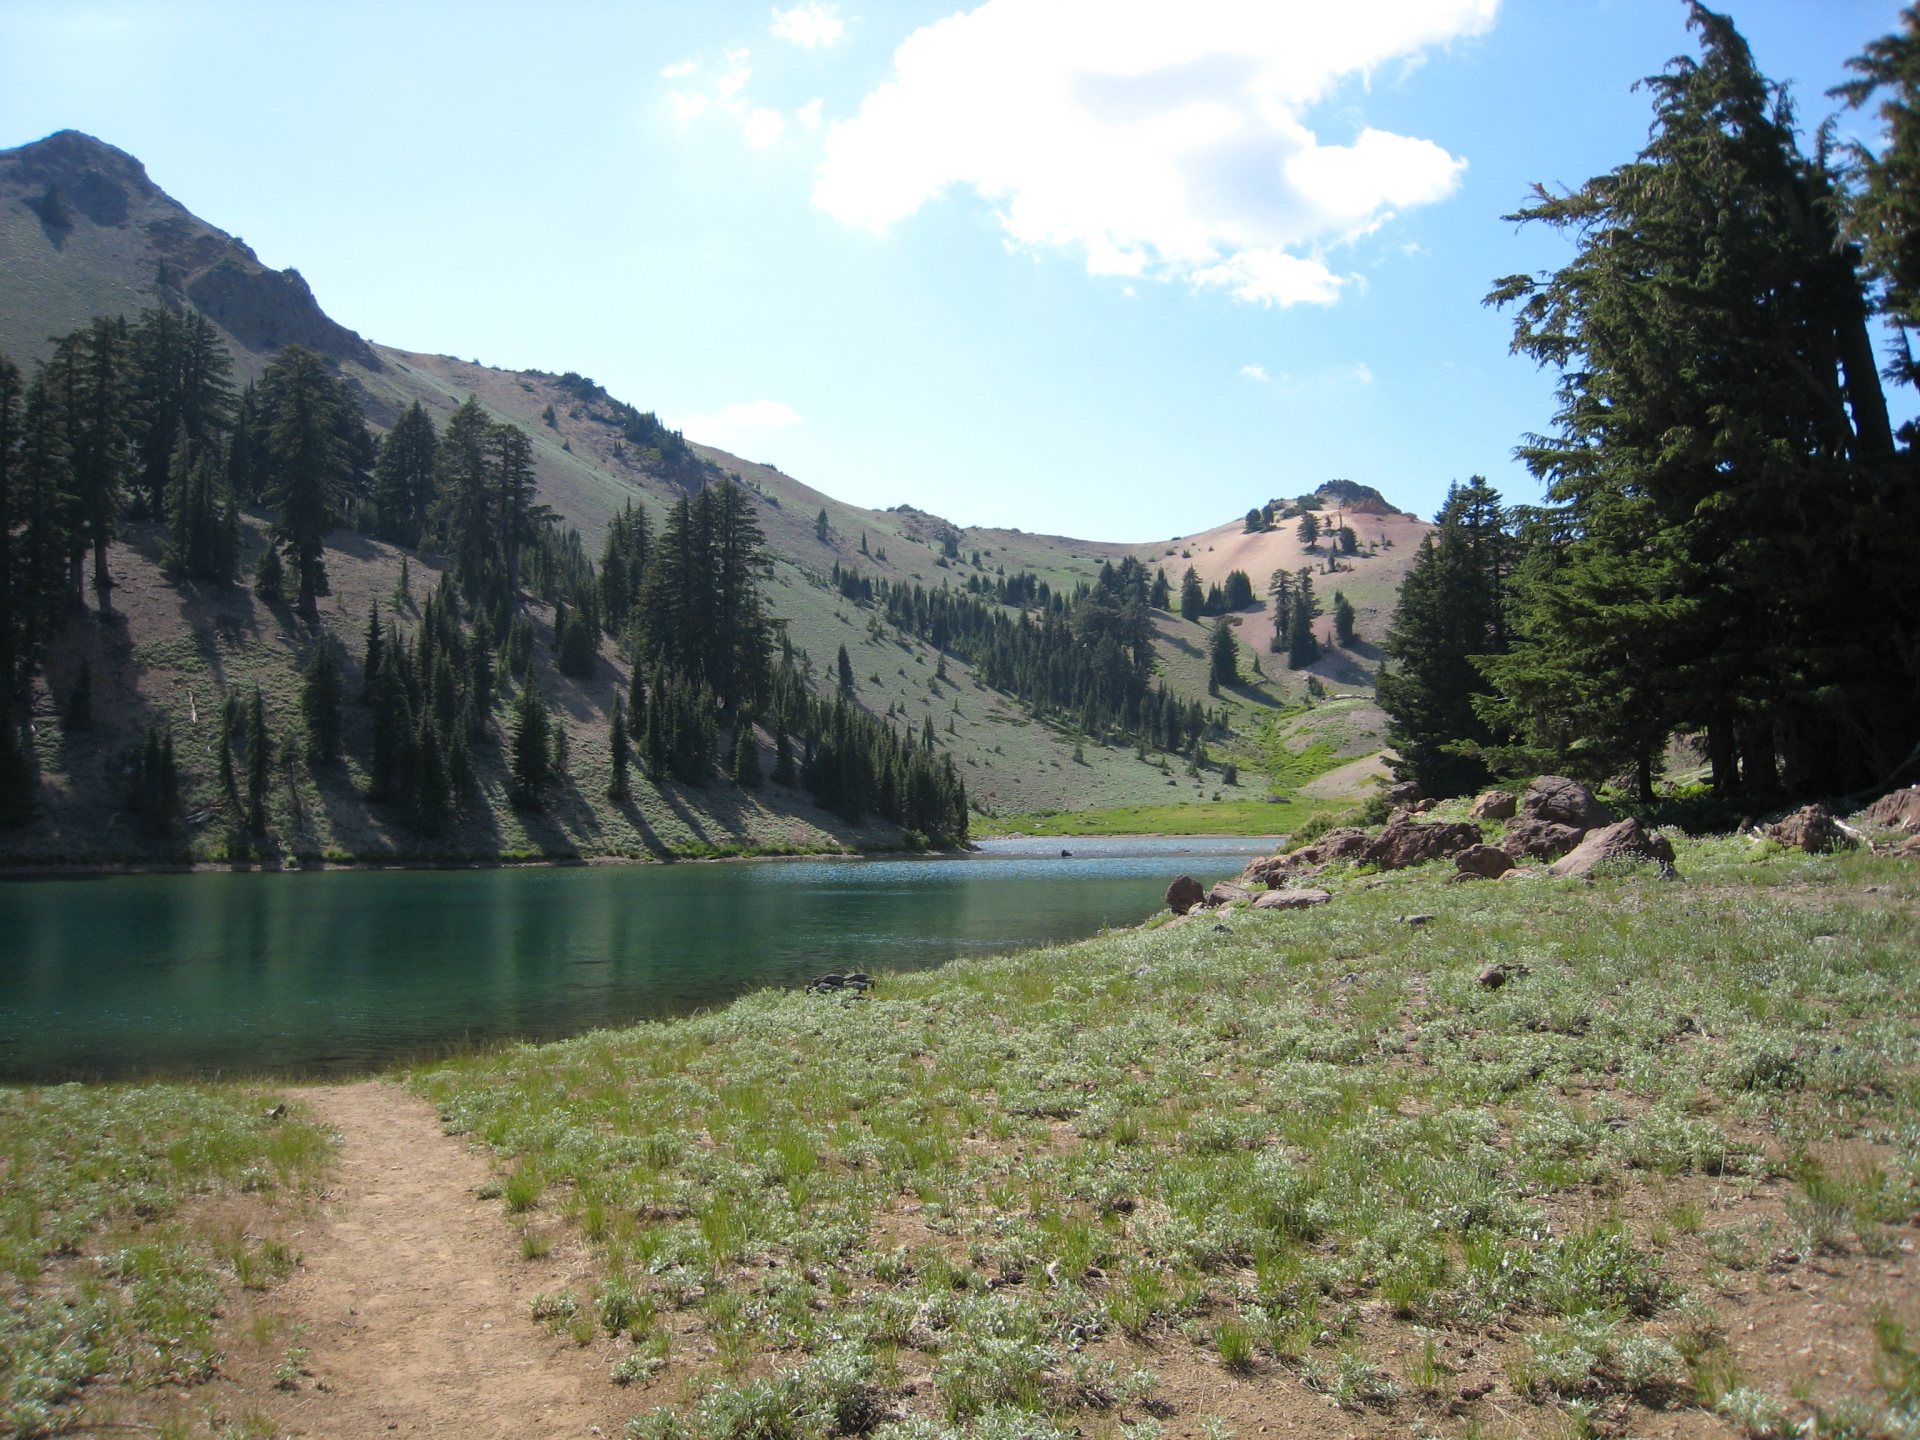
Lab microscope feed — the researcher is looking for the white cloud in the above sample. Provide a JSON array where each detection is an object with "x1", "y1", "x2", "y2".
[
  {"x1": 743, "y1": 107, "x2": 787, "y2": 149},
  {"x1": 812, "y1": 0, "x2": 1493, "y2": 307},
  {"x1": 1239, "y1": 364, "x2": 1269, "y2": 382},
  {"x1": 772, "y1": 2, "x2": 845, "y2": 48},
  {"x1": 677, "y1": 400, "x2": 803, "y2": 455},
  {"x1": 797, "y1": 98, "x2": 825, "y2": 132},
  {"x1": 660, "y1": 59, "x2": 696, "y2": 78},
  {"x1": 715, "y1": 62, "x2": 753, "y2": 101}
]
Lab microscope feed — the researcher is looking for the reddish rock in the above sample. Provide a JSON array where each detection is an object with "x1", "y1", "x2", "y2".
[
  {"x1": 1207, "y1": 880, "x2": 1253, "y2": 907},
  {"x1": 1253, "y1": 887, "x2": 1331, "y2": 910},
  {"x1": 1469, "y1": 789, "x2": 1517, "y2": 822},
  {"x1": 1518, "y1": 775, "x2": 1614, "y2": 830},
  {"x1": 1476, "y1": 964, "x2": 1509, "y2": 989},
  {"x1": 1546, "y1": 817, "x2": 1677, "y2": 879},
  {"x1": 1860, "y1": 785, "x2": 1920, "y2": 834},
  {"x1": 1454, "y1": 844, "x2": 1514, "y2": 879},
  {"x1": 1766, "y1": 804, "x2": 1853, "y2": 854},
  {"x1": 1387, "y1": 781, "x2": 1423, "y2": 806},
  {"x1": 1501, "y1": 818, "x2": 1588, "y2": 862},
  {"x1": 1166, "y1": 875, "x2": 1204, "y2": 915},
  {"x1": 1362, "y1": 818, "x2": 1482, "y2": 871},
  {"x1": 1281, "y1": 827, "x2": 1371, "y2": 867}
]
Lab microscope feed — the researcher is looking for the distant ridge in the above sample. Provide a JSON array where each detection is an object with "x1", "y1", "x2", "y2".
[{"x1": 0, "y1": 129, "x2": 377, "y2": 368}]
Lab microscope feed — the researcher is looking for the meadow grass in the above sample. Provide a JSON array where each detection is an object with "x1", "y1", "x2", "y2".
[
  {"x1": 413, "y1": 836, "x2": 1920, "y2": 1440},
  {"x1": 0, "y1": 1083, "x2": 330, "y2": 1437}
]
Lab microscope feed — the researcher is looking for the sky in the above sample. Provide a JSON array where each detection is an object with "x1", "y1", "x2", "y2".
[{"x1": 1, "y1": 0, "x2": 1911, "y2": 540}]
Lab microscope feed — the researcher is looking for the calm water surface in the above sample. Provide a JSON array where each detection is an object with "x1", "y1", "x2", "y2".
[{"x1": 0, "y1": 837, "x2": 1271, "y2": 1081}]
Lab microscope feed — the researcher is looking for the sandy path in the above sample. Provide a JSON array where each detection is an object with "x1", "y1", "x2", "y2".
[{"x1": 272, "y1": 1082, "x2": 625, "y2": 1439}]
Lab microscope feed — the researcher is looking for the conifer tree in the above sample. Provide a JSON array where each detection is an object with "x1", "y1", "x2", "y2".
[
  {"x1": 608, "y1": 693, "x2": 630, "y2": 800},
  {"x1": 372, "y1": 401, "x2": 438, "y2": 546},
  {"x1": 246, "y1": 688, "x2": 270, "y2": 836},
  {"x1": 510, "y1": 672, "x2": 554, "y2": 808},
  {"x1": 301, "y1": 636, "x2": 345, "y2": 763},
  {"x1": 733, "y1": 716, "x2": 762, "y2": 788},
  {"x1": 836, "y1": 643, "x2": 855, "y2": 698},
  {"x1": 1332, "y1": 590, "x2": 1357, "y2": 648},
  {"x1": 259, "y1": 346, "x2": 350, "y2": 618},
  {"x1": 62, "y1": 660, "x2": 92, "y2": 732},
  {"x1": 1208, "y1": 619, "x2": 1239, "y2": 687},
  {"x1": 1178, "y1": 566, "x2": 1204, "y2": 622},
  {"x1": 253, "y1": 541, "x2": 286, "y2": 605}
]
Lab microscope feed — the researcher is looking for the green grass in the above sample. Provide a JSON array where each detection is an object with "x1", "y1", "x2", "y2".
[
  {"x1": 0, "y1": 1084, "x2": 330, "y2": 1437},
  {"x1": 975, "y1": 797, "x2": 1327, "y2": 838},
  {"x1": 411, "y1": 837, "x2": 1920, "y2": 1440}
]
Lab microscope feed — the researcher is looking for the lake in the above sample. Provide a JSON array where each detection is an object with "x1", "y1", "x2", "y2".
[{"x1": 0, "y1": 837, "x2": 1272, "y2": 1082}]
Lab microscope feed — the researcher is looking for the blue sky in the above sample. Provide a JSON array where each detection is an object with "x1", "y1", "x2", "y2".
[{"x1": 2, "y1": 1, "x2": 1909, "y2": 539}]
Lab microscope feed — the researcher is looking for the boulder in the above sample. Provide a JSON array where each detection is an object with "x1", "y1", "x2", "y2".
[
  {"x1": 1253, "y1": 887, "x2": 1331, "y2": 910},
  {"x1": 1240, "y1": 854, "x2": 1293, "y2": 887},
  {"x1": 1387, "y1": 781, "x2": 1423, "y2": 806},
  {"x1": 1546, "y1": 817, "x2": 1676, "y2": 879},
  {"x1": 1363, "y1": 818, "x2": 1482, "y2": 871},
  {"x1": 1501, "y1": 818, "x2": 1588, "y2": 861},
  {"x1": 1166, "y1": 875, "x2": 1204, "y2": 915},
  {"x1": 1766, "y1": 804, "x2": 1853, "y2": 854},
  {"x1": 1207, "y1": 880, "x2": 1253, "y2": 907},
  {"x1": 1518, "y1": 775, "x2": 1615, "y2": 830},
  {"x1": 1469, "y1": 789, "x2": 1517, "y2": 822},
  {"x1": 1454, "y1": 844, "x2": 1514, "y2": 879},
  {"x1": 1860, "y1": 785, "x2": 1920, "y2": 834},
  {"x1": 1282, "y1": 827, "x2": 1371, "y2": 867}
]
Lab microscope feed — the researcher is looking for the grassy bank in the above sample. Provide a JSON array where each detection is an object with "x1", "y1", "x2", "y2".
[
  {"x1": 6, "y1": 836, "x2": 1915, "y2": 1437},
  {"x1": 0, "y1": 1084, "x2": 330, "y2": 1436},
  {"x1": 974, "y1": 798, "x2": 1324, "y2": 839},
  {"x1": 412, "y1": 837, "x2": 1920, "y2": 1439}
]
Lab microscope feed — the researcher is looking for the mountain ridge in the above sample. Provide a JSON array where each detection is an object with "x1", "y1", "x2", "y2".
[{"x1": 0, "y1": 130, "x2": 1431, "y2": 862}]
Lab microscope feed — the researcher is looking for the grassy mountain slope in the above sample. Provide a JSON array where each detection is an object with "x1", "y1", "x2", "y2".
[{"x1": 0, "y1": 131, "x2": 1431, "y2": 857}]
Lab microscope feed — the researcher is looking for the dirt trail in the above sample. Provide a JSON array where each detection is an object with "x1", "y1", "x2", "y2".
[{"x1": 271, "y1": 1082, "x2": 624, "y2": 1439}]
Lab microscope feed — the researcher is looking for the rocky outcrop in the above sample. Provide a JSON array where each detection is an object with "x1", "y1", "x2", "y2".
[
  {"x1": 1546, "y1": 818, "x2": 1676, "y2": 879},
  {"x1": 1522, "y1": 775, "x2": 1614, "y2": 828},
  {"x1": 1207, "y1": 880, "x2": 1253, "y2": 907},
  {"x1": 1469, "y1": 789, "x2": 1517, "y2": 821},
  {"x1": 1253, "y1": 888, "x2": 1331, "y2": 910},
  {"x1": 1454, "y1": 844, "x2": 1514, "y2": 879},
  {"x1": 1387, "y1": 781, "x2": 1423, "y2": 807},
  {"x1": 1860, "y1": 786, "x2": 1920, "y2": 834},
  {"x1": 1766, "y1": 804, "x2": 1853, "y2": 854},
  {"x1": 1502, "y1": 776, "x2": 1615, "y2": 860},
  {"x1": 1166, "y1": 875, "x2": 1204, "y2": 915},
  {"x1": 1363, "y1": 818, "x2": 1481, "y2": 871}
]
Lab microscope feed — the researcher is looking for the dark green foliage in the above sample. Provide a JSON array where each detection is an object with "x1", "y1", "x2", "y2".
[
  {"x1": 1296, "y1": 511, "x2": 1320, "y2": 549},
  {"x1": 1336, "y1": 525, "x2": 1358, "y2": 556},
  {"x1": 301, "y1": 636, "x2": 345, "y2": 763},
  {"x1": 631, "y1": 481, "x2": 773, "y2": 718},
  {"x1": 128, "y1": 306, "x2": 233, "y2": 520},
  {"x1": 252, "y1": 540, "x2": 286, "y2": 605},
  {"x1": 258, "y1": 346, "x2": 352, "y2": 617},
  {"x1": 61, "y1": 660, "x2": 91, "y2": 732},
  {"x1": 46, "y1": 317, "x2": 133, "y2": 610},
  {"x1": 1178, "y1": 566, "x2": 1204, "y2": 622},
  {"x1": 598, "y1": 501, "x2": 652, "y2": 639},
  {"x1": 1485, "y1": 6, "x2": 1913, "y2": 799},
  {"x1": 164, "y1": 433, "x2": 239, "y2": 583},
  {"x1": 0, "y1": 714, "x2": 32, "y2": 828},
  {"x1": 1332, "y1": 590, "x2": 1356, "y2": 647},
  {"x1": 608, "y1": 693, "x2": 630, "y2": 801},
  {"x1": 815, "y1": 507, "x2": 830, "y2": 543},
  {"x1": 1836, "y1": 10, "x2": 1920, "y2": 380},
  {"x1": 510, "y1": 672, "x2": 554, "y2": 809},
  {"x1": 1243, "y1": 507, "x2": 1264, "y2": 533},
  {"x1": 372, "y1": 401, "x2": 437, "y2": 547},
  {"x1": 367, "y1": 642, "x2": 415, "y2": 805},
  {"x1": 553, "y1": 599, "x2": 597, "y2": 678},
  {"x1": 1208, "y1": 619, "x2": 1238, "y2": 687},
  {"x1": 1375, "y1": 480, "x2": 1512, "y2": 796},
  {"x1": 1270, "y1": 566, "x2": 1322, "y2": 669},
  {"x1": 547, "y1": 372, "x2": 709, "y2": 484},
  {"x1": 1149, "y1": 567, "x2": 1171, "y2": 610},
  {"x1": 837, "y1": 644, "x2": 855, "y2": 697},
  {"x1": 1221, "y1": 569, "x2": 1255, "y2": 611},
  {"x1": 733, "y1": 716, "x2": 762, "y2": 788},
  {"x1": 127, "y1": 722, "x2": 179, "y2": 839},
  {"x1": 772, "y1": 722, "x2": 795, "y2": 786},
  {"x1": 246, "y1": 688, "x2": 270, "y2": 836}
]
